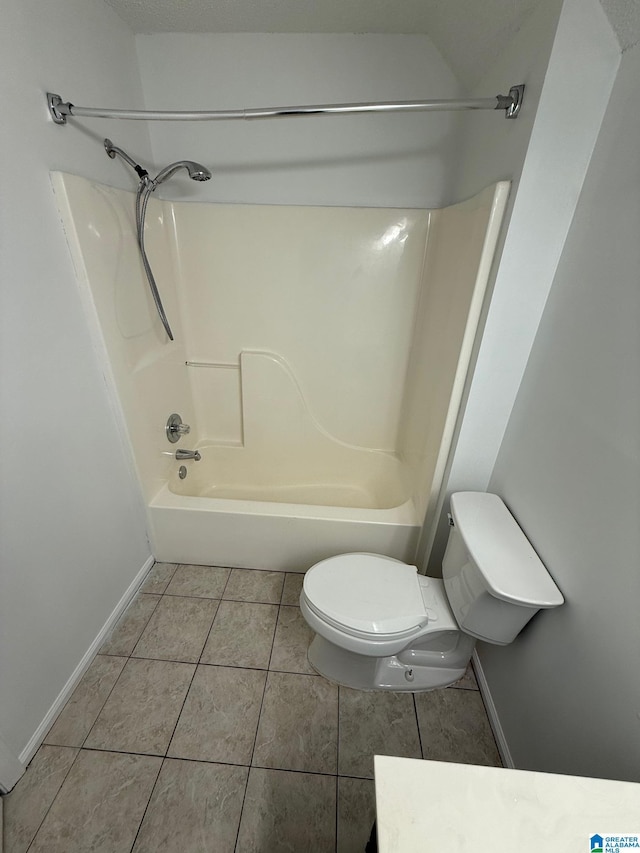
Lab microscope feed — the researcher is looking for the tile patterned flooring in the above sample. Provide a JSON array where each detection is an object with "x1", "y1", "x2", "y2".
[{"x1": 3, "y1": 563, "x2": 501, "y2": 853}]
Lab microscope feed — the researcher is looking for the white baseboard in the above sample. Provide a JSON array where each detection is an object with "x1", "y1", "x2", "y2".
[
  {"x1": 472, "y1": 649, "x2": 514, "y2": 769},
  {"x1": 16, "y1": 555, "x2": 154, "y2": 770}
]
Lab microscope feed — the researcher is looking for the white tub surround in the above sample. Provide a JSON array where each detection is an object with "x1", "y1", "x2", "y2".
[{"x1": 53, "y1": 173, "x2": 508, "y2": 568}]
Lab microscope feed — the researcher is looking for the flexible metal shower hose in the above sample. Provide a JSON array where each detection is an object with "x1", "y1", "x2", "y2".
[{"x1": 135, "y1": 179, "x2": 174, "y2": 341}]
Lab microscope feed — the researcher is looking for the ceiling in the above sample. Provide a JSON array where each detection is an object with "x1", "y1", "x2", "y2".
[
  {"x1": 600, "y1": 0, "x2": 640, "y2": 50},
  {"x1": 102, "y1": 0, "x2": 543, "y2": 87}
]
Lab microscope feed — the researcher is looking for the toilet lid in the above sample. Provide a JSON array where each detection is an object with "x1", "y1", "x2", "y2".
[{"x1": 303, "y1": 553, "x2": 428, "y2": 635}]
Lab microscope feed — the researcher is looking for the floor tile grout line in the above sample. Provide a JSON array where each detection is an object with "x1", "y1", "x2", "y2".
[
  {"x1": 333, "y1": 776, "x2": 340, "y2": 853},
  {"x1": 223, "y1": 567, "x2": 285, "y2": 607},
  {"x1": 233, "y1": 770, "x2": 251, "y2": 853},
  {"x1": 126, "y1": 755, "x2": 166, "y2": 853},
  {"x1": 195, "y1": 598, "x2": 223, "y2": 667},
  {"x1": 103, "y1": 586, "x2": 163, "y2": 657},
  {"x1": 248, "y1": 603, "x2": 281, "y2": 769},
  {"x1": 127, "y1": 653, "x2": 214, "y2": 665},
  {"x1": 243, "y1": 763, "x2": 339, "y2": 778},
  {"x1": 45, "y1": 741, "x2": 376, "y2": 779},
  {"x1": 154, "y1": 566, "x2": 221, "y2": 757},
  {"x1": 279, "y1": 571, "x2": 298, "y2": 605},
  {"x1": 77, "y1": 656, "x2": 133, "y2": 752},
  {"x1": 161, "y1": 560, "x2": 179, "y2": 586},
  {"x1": 163, "y1": 562, "x2": 231, "y2": 601},
  {"x1": 328, "y1": 667, "x2": 341, "y2": 850},
  {"x1": 412, "y1": 693, "x2": 426, "y2": 760},
  {"x1": 136, "y1": 593, "x2": 221, "y2": 661},
  {"x1": 23, "y1": 745, "x2": 82, "y2": 853},
  {"x1": 41, "y1": 654, "x2": 126, "y2": 750},
  {"x1": 337, "y1": 684, "x2": 342, "y2": 777},
  {"x1": 128, "y1": 591, "x2": 170, "y2": 659},
  {"x1": 142, "y1": 560, "x2": 178, "y2": 596},
  {"x1": 161, "y1": 662, "x2": 200, "y2": 764},
  {"x1": 159, "y1": 592, "x2": 224, "y2": 601},
  {"x1": 233, "y1": 664, "x2": 273, "y2": 853},
  {"x1": 71, "y1": 745, "x2": 346, "y2": 778},
  {"x1": 159, "y1": 565, "x2": 288, "y2": 604},
  {"x1": 160, "y1": 621, "x2": 212, "y2": 762},
  {"x1": 266, "y1": 606, "x2": 283, "y2": 672},
  {"x1": 71, "y1": 745, "x2": 251, "y2": 766},
  {"x1": 336, "y1": 772, "x2": 378, "y2": 781},
  {"x1": 334, "y1": 774, "x2": 340, "y2": 853},
  {"x1": 110, "y1": 651, "x2": 319, "y2": 677},
  {"x1": 335, "y1": 681, "x2": 344, "y2": 849},
  {"x1": 163, "y1": 566, "x2": 229, "y2": 669},
  {"x1": 221, "y1": 595, "x2": 284, "y2": 605},
  {"x1": 218, "y1": 565, "x2": 234, "y2": 600}
]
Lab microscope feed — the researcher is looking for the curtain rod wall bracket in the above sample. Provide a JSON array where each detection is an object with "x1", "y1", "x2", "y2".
[
  {"x1": 500, "y1": 85, "x2": 525, "y2": 119},
  {"x1": 46, "y1": 85, "x2": 524, "y2": 125},
  {"x1": 48, "y1": 93, "x2": 71, "y2": 125}
]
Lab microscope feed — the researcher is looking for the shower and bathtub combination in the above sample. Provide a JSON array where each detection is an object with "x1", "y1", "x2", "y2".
[{"x1": 48, "y1": 87, "x2": 518, "y2": 571}]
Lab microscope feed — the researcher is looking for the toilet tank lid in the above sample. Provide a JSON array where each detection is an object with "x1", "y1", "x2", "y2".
[{"x1": 450, "y1": 492, "x2": 564, "y2": 608}]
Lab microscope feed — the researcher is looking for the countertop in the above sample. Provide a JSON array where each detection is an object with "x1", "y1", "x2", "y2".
[{"x1": 374, "y1": 756, "x2": 640, "y2": 852}]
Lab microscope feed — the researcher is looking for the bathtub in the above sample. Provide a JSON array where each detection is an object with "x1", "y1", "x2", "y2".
[
  {"x1": 149, "y1": 487, "x2": 421, "y2": 572},
  {"x1": 148, "y1": 441, "x2": 422, "y2": 570}
]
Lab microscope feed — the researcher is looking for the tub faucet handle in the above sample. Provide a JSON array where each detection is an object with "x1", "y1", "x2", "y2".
[{"x1": 166, "y1": 413, "x2": 191, "y2": 443}]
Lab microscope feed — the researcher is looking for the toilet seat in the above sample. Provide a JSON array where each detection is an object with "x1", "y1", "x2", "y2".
[
  {"x1": 302, "y1": 553, "x2": 429, "y2": 637},
  {"x1": 302, "y1": 595, "x2": 426, "y2": 643}
]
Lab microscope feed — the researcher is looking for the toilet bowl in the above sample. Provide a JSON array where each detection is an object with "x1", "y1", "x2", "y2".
[{"x1": 300, "y1": 492, "x2": 564, "y2": 691}]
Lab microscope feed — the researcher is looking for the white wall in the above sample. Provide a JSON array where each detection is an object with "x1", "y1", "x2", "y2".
[
  {"x1": 135, "y1": 33, "x2": 461, "y2": 208},
  {"x1": 480, "y1": 38, "x2": 640, "y2": 782},
  {"x1": 423, "y1": 0, "x2": 621, "y2": 569},
  {"x1": 0, "y1": 0, "x2": 151, "y2": 771}
]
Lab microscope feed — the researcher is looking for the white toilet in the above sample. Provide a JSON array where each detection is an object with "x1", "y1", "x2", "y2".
[{"x1": 300, "y1": 492, "x2": 564, "y2": 691}]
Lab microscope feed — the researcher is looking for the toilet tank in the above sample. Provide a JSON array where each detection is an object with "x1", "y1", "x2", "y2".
[{"x1": 442, "y1": 492, "x2": 564, "y2": 645}]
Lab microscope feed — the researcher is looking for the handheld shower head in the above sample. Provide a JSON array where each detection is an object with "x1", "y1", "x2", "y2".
[
  {"x1": 103, "y1": 138, "x2": 212, "y2": 343},
  {"x1": 187, "y1": 163, "x2": 212, "y2": 182},
  {"x1": 153, "y1": 161, "x2": 212, "y2": 185},
  {"x1": 103, "y1": 140, "x2": 211, "y2": 185}
]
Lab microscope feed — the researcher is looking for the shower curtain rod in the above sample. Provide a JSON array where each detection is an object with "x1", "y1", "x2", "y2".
[{"x1": 47, "y1": 85, "x2": 524, "y2": 124}]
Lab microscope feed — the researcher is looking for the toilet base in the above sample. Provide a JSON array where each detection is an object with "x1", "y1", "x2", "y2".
[{"x1": 307, "y1": 634, "x2": 470, "y2": 692}]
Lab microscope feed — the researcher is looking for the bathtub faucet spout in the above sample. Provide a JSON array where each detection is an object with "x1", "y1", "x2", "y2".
[{"x1": 175, "y1": 449, "x2": 201, "y2": 461}]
